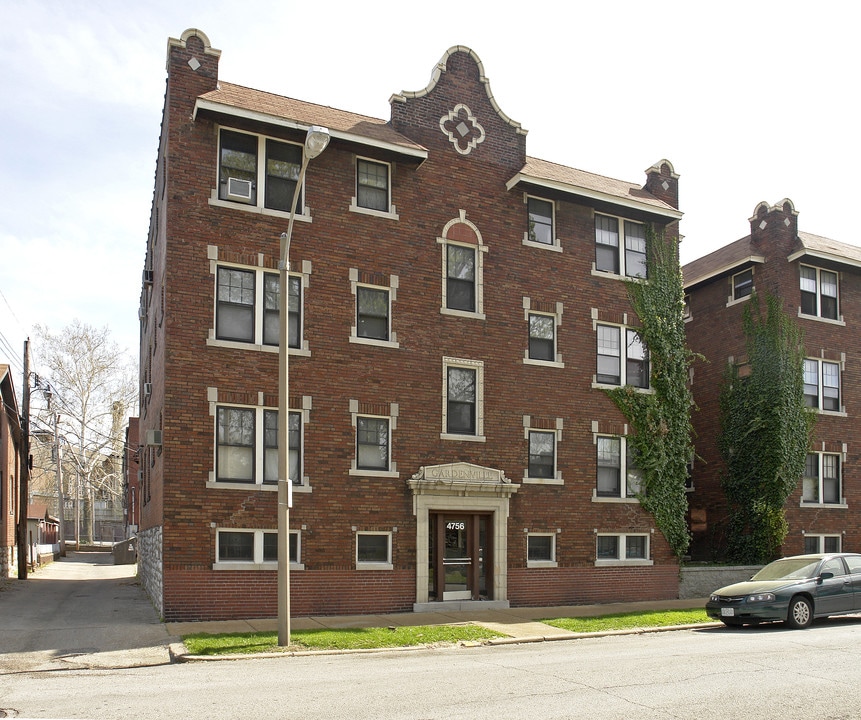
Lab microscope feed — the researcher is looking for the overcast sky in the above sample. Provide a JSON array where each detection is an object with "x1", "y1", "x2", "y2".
[{"x1": 1, "y1": 0, "x2": 857, "y2": 380}]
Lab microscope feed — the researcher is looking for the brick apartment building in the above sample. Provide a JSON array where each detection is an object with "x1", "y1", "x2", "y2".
[
  {"x1": 1, "y1": 364, "x2": 22, "y2": 578},
  {"x1": 684, "y1": 199, "x2": 861, "y2": 560},
  {"x1": 138, "y1": 29, "x2": 685, "y2": 621},
  {"x1": 123, "y1": 417, "x2": 140, "y2": 538}
]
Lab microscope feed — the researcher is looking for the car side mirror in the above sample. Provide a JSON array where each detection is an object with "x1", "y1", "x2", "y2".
[{"x1": 819, "y1": 572, "x2": 834, "y2": 581}]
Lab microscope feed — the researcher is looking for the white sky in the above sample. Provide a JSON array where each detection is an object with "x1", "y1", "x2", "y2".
[{"x1": 1, "y1": 0, "x2": 857, "y2": 379}]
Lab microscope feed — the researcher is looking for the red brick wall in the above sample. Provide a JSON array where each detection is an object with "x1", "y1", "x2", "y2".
[{"x1": 509, "y1": 565, "x2": 679, "y2": 607}]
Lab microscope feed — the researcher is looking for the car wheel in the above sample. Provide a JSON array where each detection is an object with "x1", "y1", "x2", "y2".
[{"x1": 786, "y1": 596, "x2": 813, "y2": 629}]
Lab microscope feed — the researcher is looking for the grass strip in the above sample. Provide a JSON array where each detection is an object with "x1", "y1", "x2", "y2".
[
  {"x1": 182, "y1": 624, "x2": 504, "y2": 655},
  {"x1": 540, "y1": 609, "x2": 710, "y2": 633}
]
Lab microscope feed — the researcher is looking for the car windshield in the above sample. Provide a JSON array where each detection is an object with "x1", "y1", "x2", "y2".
[{"x1": 752, "y1": 558, "x2": 820, "y2": 581}]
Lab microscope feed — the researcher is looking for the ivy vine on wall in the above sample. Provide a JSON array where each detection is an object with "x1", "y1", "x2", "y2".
[
  {"x1": 604, "y1": 226, "x2": 695, "y2": 559},
  {"x1": 718, "y1": 292, "x2": 815, "y2": 564}
]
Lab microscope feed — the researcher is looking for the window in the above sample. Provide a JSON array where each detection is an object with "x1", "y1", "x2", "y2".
[
  {"x1": 349, "y1": 270, "x2": 399, "y2": 348},
  {"x1": 523, "y1": 299, "x2": 563, "y2": 366},
  {"x1": 215, "y1": 528, "x2": 300, "y2": 568},
  {"x1": 596, "y1": 324, "x2": 649, "y2": 388},
  {"x1": 732, "y1": 268, "x2": 753, "y2": 301},
  {"x1": 442, "y1": 358, "x2": 484, "y2": 440},
  {"x1": 802, "y1": 453, "x2": 842, "y2": 505},
  {"x1": 215, "y1": 266, "x2": 301, "y2": 349},
  {"x1": 218, "y1": 130, "x2": 305, "y2": 213},
  {"x1": 803, "y1": 358, "x2": 841, "y2": 412},
  {"x1": 219, "y1": 130, "x2": 257, "y2": 204},
  {"x1": 800, "y1": 265, "x2": 839, "y2": 320},
  {"x1": 216, "y1": 406, "x2": 254, "y2": 483},
  {"x1": 447, "y1": 366, "x2": 476, "y2": 435},
  {"x1": 528, "y1": 313, "x2": 555, "y2": 361},
  {"x1": 216, "y1": 268, "x2": 256, "y2": 343},
  {"x1": 439, "y1": 216, "x2": 486, "y2": 318},
  {"x1": 804, "y1": 534, "x2": 841, "y2": 554},
  {"x1": 594, "y1": 215, "x2": 647, "y2": 278},
  {"x1": 350, "y1": 400, "x2": 398, "y2": 476},
  {"x1": 595, "y1": 533, "x2": 651, "y2": 564},
  {"x1": 446, "y1": 244, "x2": 476, "y2": 312},
  {"x1": 528, "y1": 430, "x2": 556, "y2": 479},
  {"x1": 356, "y1": 159, "x2": 390, "y2": 212},
  {"x1": 264, "y1": 139, "x2": 302, "y2": 211},
  {"x1": 356, "y1": 416, "x2": 390, "y2": 471},
  {"x1": 526, "y1": 196, "x2": 554, "y2": 246},
  {"x1": 357, "y1": 286, "x2": 390, "y2": 341},
  {"x1": 356, "y1": 532, "x2": 392, "y2": 569},
  {"x1": 217, "y1": 529, "x2": 254, "y2": 562},
  {"x1": 527, "y1": 533, "x2": 557, "y2": 567},
  {"x1": 215, "y1": 406, "x2": 302, "y2": 486},
  {"x1": 596, "y1": 436, "x2": 641, "y2": 499}
]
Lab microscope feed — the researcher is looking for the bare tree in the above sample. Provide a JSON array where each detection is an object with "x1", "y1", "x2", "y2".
[{"x1": 32, "y1": 320, "x2": 136, "y2": 545}]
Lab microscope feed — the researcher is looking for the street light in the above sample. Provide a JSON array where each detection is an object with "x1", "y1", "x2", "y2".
[{"x1": 278, "y1": 125, "x2": 330, "y2": 646}]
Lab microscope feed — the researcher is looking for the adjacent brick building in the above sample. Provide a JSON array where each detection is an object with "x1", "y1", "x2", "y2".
[
  {"x1": 1, "y1": 364, "x2": 22, "y2": 578},
  {"x1": 138, "y1": 29, "x2": 685, "y2": 621},
  {"x1": 684, "y1": 199, "x2": 861, "y2": 560}
]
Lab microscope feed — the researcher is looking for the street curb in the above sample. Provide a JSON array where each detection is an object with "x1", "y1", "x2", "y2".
[{"x1": 172, "y1": 621, "x2": 721, "y2": 662}]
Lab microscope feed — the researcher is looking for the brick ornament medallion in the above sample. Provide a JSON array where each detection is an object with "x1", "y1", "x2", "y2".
[{"x1": 440, "y1": 103, "x2": 486, "y2": 155}]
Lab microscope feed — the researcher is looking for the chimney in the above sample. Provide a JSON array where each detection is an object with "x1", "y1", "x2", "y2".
[{"x1": 749, "y1": 198, "x2": 798, "y2": 255}]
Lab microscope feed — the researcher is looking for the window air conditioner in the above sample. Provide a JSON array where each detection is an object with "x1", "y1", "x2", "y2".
[
  {"x1": 145, "y1": 429, "x2": 163, "y2": 446},
  {"x1": 227, "y1": 177, "x2": 253, "y2": 201},
  {"x1": 143, "y1": 382, "x2": 152, "y2": 397}
]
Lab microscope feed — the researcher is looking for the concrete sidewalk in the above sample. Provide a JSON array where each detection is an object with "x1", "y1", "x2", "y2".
[{"x1": 166, "y1": 597, "x2": 711, "y2": 646}]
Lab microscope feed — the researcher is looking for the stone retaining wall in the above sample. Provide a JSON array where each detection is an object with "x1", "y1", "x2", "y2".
[{"x1": 137, "y1": 525, "x2": 163, "y2": 618}]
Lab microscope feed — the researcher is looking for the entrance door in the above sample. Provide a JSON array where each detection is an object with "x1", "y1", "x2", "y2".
[
  {"x1": 443, "y1": 516, "x2": 471, "y2": 600},
  {"x1": 429, "y1": 513, "x2": 492, "y2": 602}
]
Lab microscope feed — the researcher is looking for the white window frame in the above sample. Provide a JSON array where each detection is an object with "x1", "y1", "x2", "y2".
[
  {"x1": 592, "y1": 318, "x2": 650, "y2": 390},
  {"x1": 523, "y1": 194, "x2": 560, "y2": 251},
  {"x1": 592, "y1": 433, "x2": 642, "y2": 502},
  {"x1": 349, "y1": 400, "x2": 399, "y2": 478},
  {"x1": 349, "y1": 270, "x2": 399, "y2": 348},
  {"x1": 729, "y1": 267, "x2": 754, "y2": 304},
  {"x1": 801, "y1": 451, "x2": 846, "y2": 507},
  {"x1": 438, "y1": 213, "x2": 487, "y2": 320},
  {"x1": 803, "y1": 533, "x2": 842, "y2": 554},
  {"x1": 441, "y1": 357, "x2": 485, "y2": 442},
  {"x1": 799, "y1": 264, "x2": 841, "y2": 322},
  {"x1": 526, "y1": 532, "x2": 558, "y2": 568},
  {"x1": 207, "y1": 390, "x2": 312, "y2": 493},
  {"x1": 213, "y1": 528, "x2": 304, "y2": 571},
  {"x1": 522, "y1": 416, "x2": 563, "y2": 485},
  {"x1": 210, "y1": 128, "x2": 315, "y2": 220},
  {"x1": 595, "y1": 532, "x2": 653, "y2": 567},
  {"x1": 523, "y1": 298, "x2": 564, "y2": 367},
  {"x1": 208, "y1": 250, "x2": 312, "y2": 357},
  {"x1": 349, "y1": 156, "x2": 399, "y2": 219},
  {"x1": 355, "y1": 531, "x2": 393, "y2": 570},
  {"x1": 592, "y1": 213, "x2": 647, "y2": 279},
  {"x1": 803, "y1": 357, "x2": 843, "y2": 414}
]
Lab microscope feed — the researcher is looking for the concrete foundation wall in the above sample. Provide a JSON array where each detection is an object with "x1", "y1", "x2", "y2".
[{"x1": 679, "y1": 565, "x2": 761, "y2": 598}]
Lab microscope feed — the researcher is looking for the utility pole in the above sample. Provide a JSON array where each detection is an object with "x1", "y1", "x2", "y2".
[
  {"x1": 54, "y1": 411, "x2": 65, "y2": 556},
  {"x1": 17, "y1": 339, "x2": 30, "y2": 579}
]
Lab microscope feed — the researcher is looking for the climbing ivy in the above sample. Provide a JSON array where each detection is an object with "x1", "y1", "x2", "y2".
[
  {"x1": 718, "y1": 293, "x2": 814, "y2": 564},
  {"x1": 604, "y1": 227, "x2": 695, "y2": 559}
]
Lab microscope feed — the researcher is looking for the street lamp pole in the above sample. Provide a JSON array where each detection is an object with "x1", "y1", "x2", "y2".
[{"x1": 278, "y1": 125, "x2": 330, "y2": 647}]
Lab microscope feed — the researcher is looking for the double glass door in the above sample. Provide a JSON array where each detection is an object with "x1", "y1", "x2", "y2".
[{"x1": 429, "y1": 513, "x2": 490, "y2": 601}]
